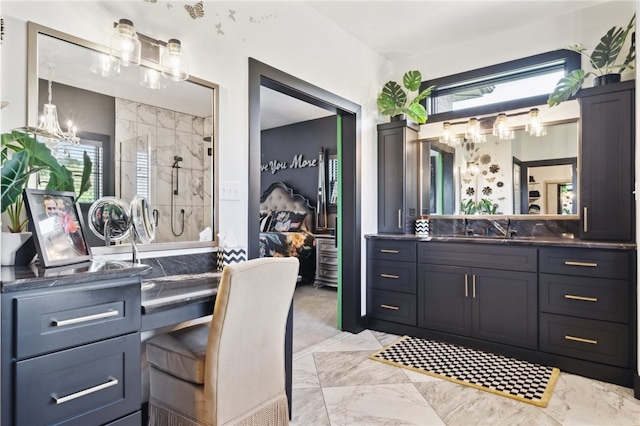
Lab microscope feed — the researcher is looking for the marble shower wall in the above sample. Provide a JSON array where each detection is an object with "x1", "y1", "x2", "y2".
[{"x1": 115, "y1": 98, "x2": 213, "y2": 243}]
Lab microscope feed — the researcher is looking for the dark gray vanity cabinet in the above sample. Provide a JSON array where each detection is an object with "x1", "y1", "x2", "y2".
[
  {"x1": 417, "y1": 243, "x2": 538, "y2": 349},
  {"x1": 377, "y1": 120, "x2": 419, "y2": 233},
  {"x1": 579, "y1": 80, "x2": 635, "y2": 241},
  {"x1": 1, "y1": 276, "x2": 142, "y2": 426},
  {"x1": 539, "y1": 247, "x2": 632, "y2": 368},
  {"x1": 366, "y1": 239, "x2": 417, "y2": 325}
]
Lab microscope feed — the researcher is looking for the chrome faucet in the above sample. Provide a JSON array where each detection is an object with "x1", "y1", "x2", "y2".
[
  {"x1": 464, "y1": 219, "x2": 474, "y2": 236},
  {"x1": 507, "y1": 219, "x2": 518, "y2": 238}
]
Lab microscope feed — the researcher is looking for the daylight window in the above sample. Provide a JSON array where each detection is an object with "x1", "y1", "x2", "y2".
[{"x1": 422, "y1": 50, "x2": 580, "y2": 122}]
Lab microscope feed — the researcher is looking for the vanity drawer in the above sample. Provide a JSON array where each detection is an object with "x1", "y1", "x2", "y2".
[
  {"x1": 316, "y1": 237, "x2": 337, "y2": 253},
  {"x1": 317, "y1": 265, "x2": 338, "y2": 281},
  {"x1": 418, "y1": 243, "x2": 537, "y2": 272},
  {"x1": 539, "y1": 313, "x2": 629, "y2": 367},
  {"x1": 539, "y1": 274, "x2": 628, "y2": 323},
  {"x1": 539, "y1": 247, "x2": 629, "y2": 279},
  {"x1": 317, "y1": 252, "x2": 338, "y2": 266},
  {"x1": 368, "y1": 289, "x2": 416, "y2": 326},
  {"x1": 367, "y1": 259, "x2": 416, "y2": 294},
  {"x1": 367, "y1": 240, "x2": 416, "y2": 262},
  {"x1": 15, "y1": 333, "x2": 141, "y2": 426},
  {"x1": 14, "y1": 277, "x2": 141, "y2": 359}
]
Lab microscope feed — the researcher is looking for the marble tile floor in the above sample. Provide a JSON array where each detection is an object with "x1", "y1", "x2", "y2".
[{"x1": 291, "y1": 325, "x2": 640, "y2": 425}]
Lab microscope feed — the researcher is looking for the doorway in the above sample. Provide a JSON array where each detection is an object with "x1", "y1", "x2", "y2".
[{"x1": 247, "y1": 58, "x2": 363, "y2": 334}]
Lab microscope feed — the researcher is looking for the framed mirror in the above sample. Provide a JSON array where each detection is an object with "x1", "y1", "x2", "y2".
[
  {"x1": 27, "y1": 22, "x2": 219, "y2": 247},
  {"x1": 421, "y1": 119, "x2": 579, "y2": 216}
]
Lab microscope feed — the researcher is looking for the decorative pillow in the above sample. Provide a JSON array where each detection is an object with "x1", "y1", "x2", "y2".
[
  {"x1": 259, "y1": 211, "x2": 273, "y2": 232},
  {"x1": 270, "y1": 210, "x2": 308, "y2": 232}
]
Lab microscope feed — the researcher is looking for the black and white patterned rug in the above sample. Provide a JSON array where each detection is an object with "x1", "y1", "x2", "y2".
[{"x1": 370, "y1": 336, "x2": 560, "y2": 407}]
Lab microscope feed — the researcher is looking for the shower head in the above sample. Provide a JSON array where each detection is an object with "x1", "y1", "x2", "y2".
[
  {"x1": 174, "y1": 155, "x2": 183, "y2": 162},
  {"x1": 172, "y1": 156, "x2": 183, "y2": 168}
]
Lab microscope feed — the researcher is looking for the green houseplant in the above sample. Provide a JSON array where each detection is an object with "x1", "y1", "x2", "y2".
[
  {"x1": 548, "y1": 14, "x2": 635, "y2": 107},
  {"x1": 377, "y1": 70, "x2": 435, "y2": 124},
  {"x1": 1, "y1": 129, "x2": 92, "y2": 233}
]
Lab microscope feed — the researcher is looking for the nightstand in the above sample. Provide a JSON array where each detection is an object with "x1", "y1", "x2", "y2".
[{"x1": 314, "y1": 234, "x2": 338, "y2": 288}]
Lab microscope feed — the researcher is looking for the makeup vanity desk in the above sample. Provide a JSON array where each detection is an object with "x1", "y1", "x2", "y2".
[{"x1": 0, "y1": 260, "x2": 222, "y2": 426}]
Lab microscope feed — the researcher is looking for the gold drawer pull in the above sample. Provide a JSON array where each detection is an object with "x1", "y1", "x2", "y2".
[
  {"x1": 564, "y1": 261, "x2": 598, "y2": 267},
  {"x1": 53, "y1": 310, "x2": 119, "y2": 327},
  {"x1": 564, "y1": 294, "x2": 598, "y2": 302},
  {"x1": 53, "y1": 377, "x2": 119, "y2": 404},
  {"x1": 380, "y1": 304, "x2": 399, "y2": 311},
  {"x1": 565, "y1": 335, "x2": 598, "y2": 345},
  {"x1": 380, "y1": 249, "x2": 399, "y2": 254},
  {"x1": 380, "y1": 273, "x2": 399, "y2": 279}
]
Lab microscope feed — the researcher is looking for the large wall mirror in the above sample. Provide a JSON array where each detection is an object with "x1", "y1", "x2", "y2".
[
  {"x1": 421, "y1": 119, "x2": 579, "y2": 216},
  {"x1": 27, "y1": 22, "x2": 218, "y2": 247}
]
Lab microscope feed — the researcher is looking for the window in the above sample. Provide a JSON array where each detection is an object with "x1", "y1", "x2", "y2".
[{"x1": 422, "y1": 50, "x2": 581, "y2": 122}]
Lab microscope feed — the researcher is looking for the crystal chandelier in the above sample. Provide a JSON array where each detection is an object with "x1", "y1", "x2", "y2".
[{"x1": 37, "y1": 77, "x2": 79, "y2": 147}]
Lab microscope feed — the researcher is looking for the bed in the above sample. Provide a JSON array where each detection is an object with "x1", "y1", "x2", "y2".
[{"x1": 259, "y1": 182, "x2": 316, "y2": 282}]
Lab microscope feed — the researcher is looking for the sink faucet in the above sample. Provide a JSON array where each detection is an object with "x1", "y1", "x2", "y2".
[{"x1": 464, "y1": 219, "x2": 474, "y2": 236}]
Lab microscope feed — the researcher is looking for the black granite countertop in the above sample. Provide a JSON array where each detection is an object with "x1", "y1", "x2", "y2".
[
  {"x1": 365, "y1": 233, "x2": 636, "y2": 250},
  {"x1": 141, "y1": 272, "x2": 221, "y2": 315},
  {"x1": 0, "y1": 260, "x2": 151, "y2": 292}
]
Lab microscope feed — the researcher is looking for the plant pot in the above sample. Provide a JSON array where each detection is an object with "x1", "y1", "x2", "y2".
[
  {"x1": 390, "y1": 114, "x2": 406, "y2": 122},
  {"x1": 1, "y1": 232, "x2": 37, "y2": 266},
  {"x1": 593, "y1": 74, "x2": 621, "y2": 86}
]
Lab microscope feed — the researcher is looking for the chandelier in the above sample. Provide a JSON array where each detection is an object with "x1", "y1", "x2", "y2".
[{"x1": 37, "y1": 73, "x2": 79, "y2": 148}]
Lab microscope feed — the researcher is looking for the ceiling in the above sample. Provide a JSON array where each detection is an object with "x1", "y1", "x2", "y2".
[{"x1": 262, "y1": 0, "x2": 608, "y2": 129}]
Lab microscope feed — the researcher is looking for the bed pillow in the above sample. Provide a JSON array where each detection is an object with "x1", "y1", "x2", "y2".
[
  {"x1": 259, "y1": 211, "x2": 273, "y2": 232},
  {"x1": 270, "y1": 210, "x2": 308, "y2": 232}
]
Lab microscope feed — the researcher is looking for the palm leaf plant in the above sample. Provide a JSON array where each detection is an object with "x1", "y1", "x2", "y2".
[
  {"x1": 377, "y1": 70, "x2": 435, "y2": 124},
  {"x1": 548, "y1": 14, "x2": 635, "y2": 107},
  {"x1": 1, "y1": 129, "x2": 92, "y2": 233}
]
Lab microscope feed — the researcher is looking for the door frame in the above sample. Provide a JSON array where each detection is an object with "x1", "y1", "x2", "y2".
[{"x1": 248, "y1": 58, "x2": 364, "y2": 333}]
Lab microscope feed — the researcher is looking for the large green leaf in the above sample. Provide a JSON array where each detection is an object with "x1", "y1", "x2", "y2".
[
  {"x1": 402, "y1": 70, "x2": 422, "y2": 92},
  {"x1": 411, "y1": 85, "x2": 435, "y2": 104},
  {"x1": 547, "y1": 69, "x2": 587, "y2": 107},
  {"x1": 1, "y1": 151, "x2": 30, "y2": 213},
  {"x1": 591, "y1": 26, "x2": 626, "y2": 70},
  {"x1": 77, "y1": 151, "x2": 93, "y2": 198},
  {"x1": 404, "y1": 103, "x2": 427, "y2": 124},
  {"x1": 380, "y1": 81, "x2": 407, "y2": 108}
]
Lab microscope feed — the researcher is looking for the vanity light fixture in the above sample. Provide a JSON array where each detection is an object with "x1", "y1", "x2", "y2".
[
  {"x1": 140, "y1": 68, "x2": 166, "y2": 90},
  {"x1": 492, "y1": 113, "x2": 514, "y2": 141},
  {"x1": 440, "y1": 122, "x2": 458, "y2": 146},
  {"x1": 110, "y1": 19, "x2": 142, "y2": 67},
  {"x1": 161, "y1": 39, "x2": 189, "y2": 81},
  {"x1": 37, "y1": 71, "x2": 79, "y2": 147},
  {"x1": 525, "y1": 108, "x2": 546, "y2": 137},
  {"x1": 465, "y1": 117, "x2": 486, "y2": 143},
  {"x1": 90, "y1": 51, "x2": 120, "y2": 78}
]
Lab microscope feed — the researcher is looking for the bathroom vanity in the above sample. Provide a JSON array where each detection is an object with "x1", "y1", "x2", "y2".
[{"x1": 366, "y1": 234, "x2": 637, "y2": 390}]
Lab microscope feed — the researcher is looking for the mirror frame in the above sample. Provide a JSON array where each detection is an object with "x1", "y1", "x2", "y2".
[
  {"x1": 420, "y1": 119, "x2": 580, "y2": 219},
  {"x1": 26, "y1": 22, "x2": 220, "y2": 252}
]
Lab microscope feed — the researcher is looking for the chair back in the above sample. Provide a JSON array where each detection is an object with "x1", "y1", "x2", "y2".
[{"x1": 205, "y1": 257, "x2": 299, "y2": 425}]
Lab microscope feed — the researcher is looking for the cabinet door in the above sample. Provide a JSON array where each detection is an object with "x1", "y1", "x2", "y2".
[
  {"x1": 580, "y1": 84, "x2": 634, "y2": 241},
  {"x1": 377, "y1": 122, "x2": 418, "y2": 233},
  {"x1": 472, "y1": 268, "x2": 538, "y2": 349},
  {"x1": 417, "y1": 264, "x2": 471, "y2": 336}
]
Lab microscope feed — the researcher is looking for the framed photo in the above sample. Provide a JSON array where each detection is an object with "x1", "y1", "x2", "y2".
[{"x1": 23, "y1": 189, "x2": 92, "y2": 268}]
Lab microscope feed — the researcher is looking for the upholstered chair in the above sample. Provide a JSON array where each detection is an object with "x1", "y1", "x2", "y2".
[{"x1": 146, "y1": 257, "x2": 300, "y2": 425}]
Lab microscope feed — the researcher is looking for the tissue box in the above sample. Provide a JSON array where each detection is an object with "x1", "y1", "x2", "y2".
[{"x1": 216, "y1": 248, "x2": 247, "y2": 271}]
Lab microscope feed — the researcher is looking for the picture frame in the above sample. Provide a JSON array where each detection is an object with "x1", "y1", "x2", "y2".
[{"x1": 23, "y1": 188, "x2": 92, "y2": 268}]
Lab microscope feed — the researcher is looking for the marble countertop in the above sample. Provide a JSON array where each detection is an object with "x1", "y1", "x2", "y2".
[
  {"x1": 141, "y1": 272, "x2": 221, "y2": 315},
  {"x1": 365, "y1": 233, "x2": 636, "y2": 250},
  {"x1": 0, "y1": 260, "x2": 151, "y2": 292}
]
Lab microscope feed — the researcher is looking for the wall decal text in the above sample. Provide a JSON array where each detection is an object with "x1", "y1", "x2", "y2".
[{"x1": 261, "y1": 154, "x2": 318, "y2": 174}]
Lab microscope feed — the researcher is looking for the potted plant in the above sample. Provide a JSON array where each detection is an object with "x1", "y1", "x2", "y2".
[
  {"x1": 1, "y1": 129, "x2": 92, "y2": 264},
  {"x1": 547, "y1": 14, "x2": 635, "y2": 107},
  {"x1": 377, "y1": 70, "x2": 435, "y2": 124}
]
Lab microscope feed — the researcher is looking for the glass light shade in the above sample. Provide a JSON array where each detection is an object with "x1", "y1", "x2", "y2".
[
  {"x1": 465, "y1": 117, "x2": 486, "y2": 143},
  {"x1": 90, "y1": 52, "x2": 120, "y2": 77},
  {"x1": 440, "y1": 121, "x2": 460, "y2": 146},
  {"x1": 110, "y1": 19, "x2": 141, "y2": 67},
  {"x1": 37, "y1": 80, "x2": 79, "y2": 147},
  {"x1": 492, "y1": 113, "x2": 514, "y2": 140},
  {"x1": 140, "y1": 68, "x2": 166, "y2": 90},
  {"x1": 525, "y1": 108, "x2": 546, "y2": 137},
  {"x1": 161, "y1": 39, "x2": 189, "y2": 81}
]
